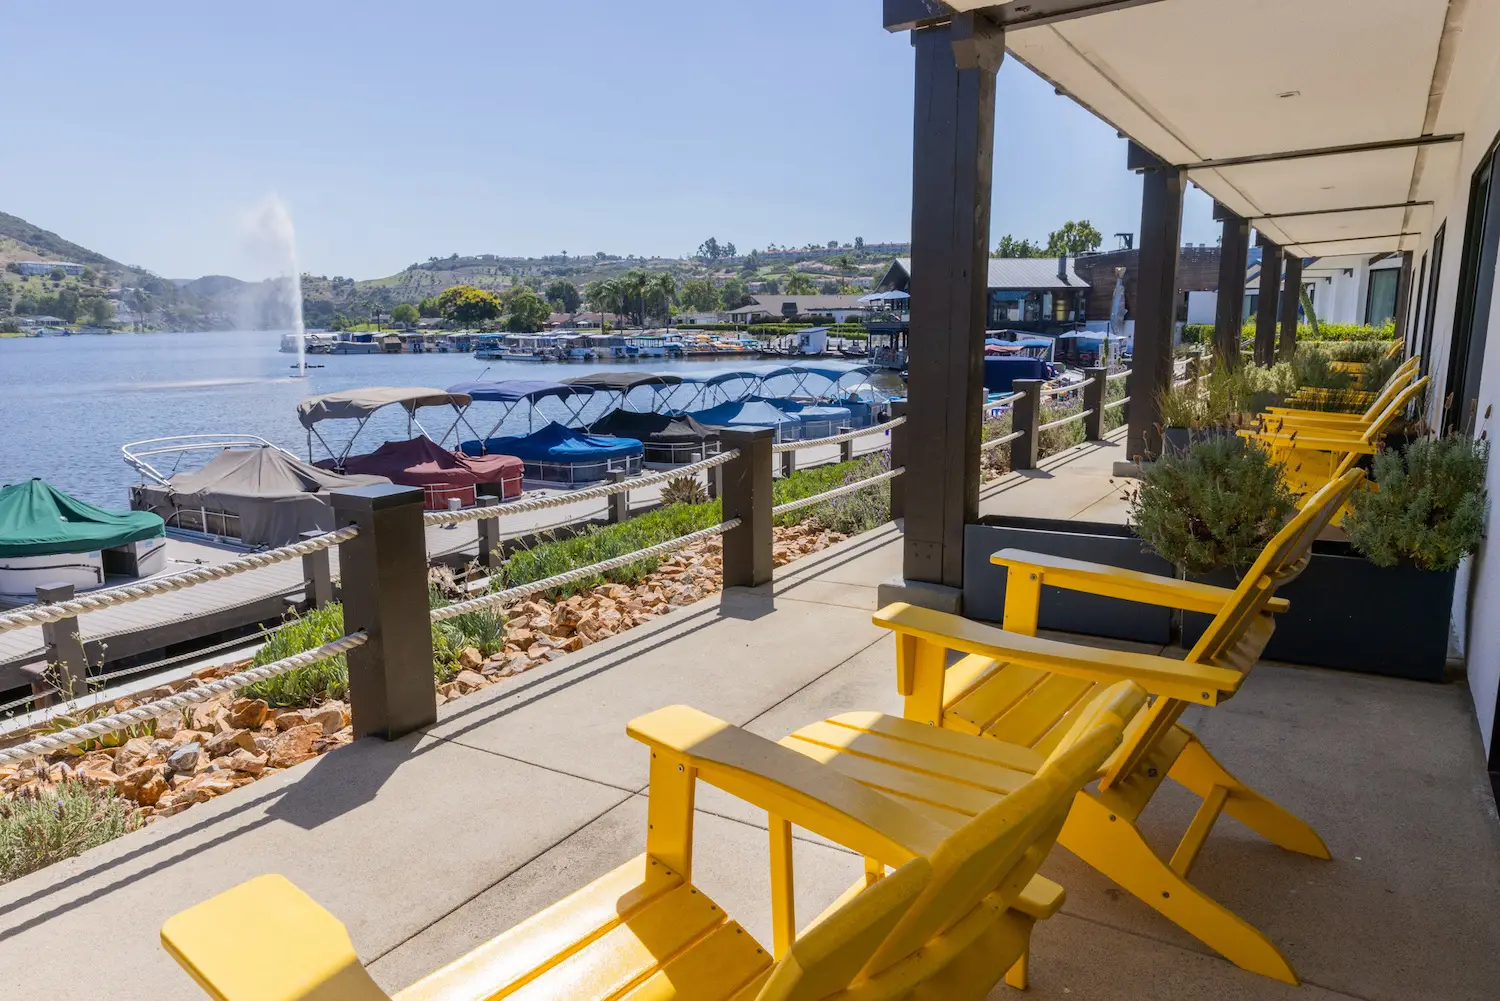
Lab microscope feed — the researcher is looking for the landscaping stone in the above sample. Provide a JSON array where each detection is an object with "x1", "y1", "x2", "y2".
[
  {"x1": 266, "y1": 724, "x2": 321, "y2": 769},
  {"x1": 166, "y1": 742, "x2": 201, "y2": 775},
  {"x1": 227, "y1": 698, "x2": 269, "y2": 729}
]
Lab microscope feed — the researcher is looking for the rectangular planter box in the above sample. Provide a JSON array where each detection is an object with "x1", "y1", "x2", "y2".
[
  {"x1": 1182, "y1": 544, "x2": 1456, "y2": 681},
  {"x1": 963, "y1": 518, "x2": 1173, "y2": 645}
]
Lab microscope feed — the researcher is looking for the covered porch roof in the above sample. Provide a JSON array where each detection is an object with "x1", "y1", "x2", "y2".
[{"x1": 910, "y1": 0, "x2": 1494, "y2": 257}]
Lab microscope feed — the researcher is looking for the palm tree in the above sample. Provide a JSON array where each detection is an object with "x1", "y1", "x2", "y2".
[
  {"x1": 585, "y1": 278, "x2": 623, "y2": 331},
  {"x1": 647, "y1": 272, "x2": 677, "y2": 326},
  {"x1": 784, "y1": 271, "x2": 817, "y2": 295},
  {"x1": 619, "y1": 269, "x2": 650, "y2": 328}
]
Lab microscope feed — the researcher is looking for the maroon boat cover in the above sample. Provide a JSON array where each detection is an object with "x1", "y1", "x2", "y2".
[{"x1": 329, "y1": 436, "x2": 521, "y2": 487}]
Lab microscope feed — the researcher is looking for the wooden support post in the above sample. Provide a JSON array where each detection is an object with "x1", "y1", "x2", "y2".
[
  {"x1": 720, "y1": 428, "x2": 774, "y2": 589},
  {"x1": 779, "y1": 449, "x2": 794, "y2": 479},
  {"x1": 1213, "y1": 203, "x2": 1250, "y2": 371},
  {"x1": 1393, "y1": 250, "x2": 1415, "y2": 342},
  {"x1": 1278, "y1": 252, "x2": 1303, "y2": 361},
  {"x1": 1186, "y1": 355, "x2": 1201, "y2": 384},
  {"x1": 300, "y1": 530, "x2": 334, "y2": 609},
  {"x1": 838, "y1": 426, "x2": 854, "y2": 464},
  {"x1": 1009, "y1": 379, "x2": 1043, "y2": 470},
  {"x1": 36, "y1": 583, "x2": 88, "y2": 701},
  {"x1": 900, "y1": 12, "x2": 1003, "y2": 593},
  {"x1": 331, "y1": 485, "x2": 436, "y2": 741},
  {"x1": 1254, "y1": 234, "x2": 1281, "y2": 367},
  {"x1": 1125, "y1": 142, "x2": 1185, "y2": 462},
  {"x1": 1083, "y1": 367, "x2": 1107, "y2": 440},
  {"x1": 476, "y1": 497, "x2": 501, "y2": 570},
  {"x1": 607, "y1": 470, "x2": 629, "y2": 525},
  {"x1": 888, "y1": 401, "x2": 907, "y2": 521}
]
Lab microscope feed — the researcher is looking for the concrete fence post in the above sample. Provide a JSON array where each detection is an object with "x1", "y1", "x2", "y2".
[
  {"x1": 706, "y1": 461, "x2": 720, "y2": 501},
  {"x1": 476, "y1": 496, "x2": 501, "y2": 570},
  {"x1": 330, "y1": 485, "x2": 436, "y2": 741},
  {"x1": 36, "y1": 583, "x2": 89, "y2": 701},
  {"x1": 1009, "y1": 379, "x2": 1044, "y2": 471},
  {"x1": 1083, "y1": 367, "x2": 1107, "y2": 441},
  {"x1": 300, "y1": 530, "x2": 335, "y2": 608},
  {"x1": 888, "y1": 401, "x2": 907, "y2": 521},
  {"x1": 720, "y1": 428, "x2": 775, "y2": 589},
  {"x1": 607, "y1": 470, "x2": 630, "y2": 524},
  {"x1": 838, "y1": 426, "x2": 855, "y2": 464},
  {"x1": 779, "y1": 448, "x2": 795, "y2": 479}
]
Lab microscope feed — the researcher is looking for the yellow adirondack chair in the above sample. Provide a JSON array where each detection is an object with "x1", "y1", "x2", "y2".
[
  {"x1": 1267, "y1": 355, "x2": 1418, "y2": 431},
  {"x1": 1244, "y1": 376, "x2": 1427, "y2": 494},
  {"x1": 160, "y1": 685, "x2": 1141, "y2": 1001},
  {"x1": 1325, "y1": 340, "x2": 1404, "y2": 384},
  {"x1": 784, "y1": 469, "x2": 1365, "y2": 985}
]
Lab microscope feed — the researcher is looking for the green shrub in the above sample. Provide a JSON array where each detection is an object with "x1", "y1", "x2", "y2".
[
  {"x1": 660, "y1": 475, "x2": 709, "y2": 506},
  {"x1": 1344, "y1": 437, "x2": 1488, "y2": 571},
  {"x1": 1, "y1": 781, "x2": 139, "y2": 884},
  {"x1": 1128, "y1": 437, "x2": 1297, "y2": 574},
  {"x1": 774, "y1": 453, "x2": 891, "y2": 535},
  {"x1": 1038, "y1": 399, "x2": 1086, "y2": 456},
  {"x1": 981, "y1": 412, "x2": 1014, "y2": 478},
  {"x1": 242, "y1": 604, "x2": 351, "y2": 706},
  {"x1": 1290, "y1": 349, "x2": 1356, "y2": 392},
  {"x1": 1320, "y1": 340, "x2": 1397, "y2": 363}
]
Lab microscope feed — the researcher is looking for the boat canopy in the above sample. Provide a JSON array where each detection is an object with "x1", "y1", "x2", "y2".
[
  {"x1": 328, "y1": 436, "x2": 522, "y2": 489},
  {"x1": 447, "y1": 380, "x2": 588, "y2": 404},
  {"x1": 591, "y1": 409, "x2": 719, "y2": 444},
  {"x1": 689, "y1": 400, "x2": 803, "y2": 430},
  {"x1": 562, "y1": 372, "x2": 684, "y2": 391},
  {"x1": 0, "y1": 479, "x2": 164, "y2": 558},
  {"x1": 296, "y1": 387, "x2": 471, "y2": 427},
  {"x1": 464, "y1": 422, "x2": 644, "y2": 463}
]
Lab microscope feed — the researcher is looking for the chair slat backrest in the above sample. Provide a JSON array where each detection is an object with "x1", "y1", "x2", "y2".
[
  {"x1": 1098, "y1": 468, "x2": 1365, "y2": 789},
  {"x1": 755, "y1": 683, "x2": 1140, "y2": 1001},
  {"x1": 1360, "y1": 375, "x2": 1429, "y2": 444},
  {"x1": 1357, "y1": 357, "x2": 1420, "y2": 420}
]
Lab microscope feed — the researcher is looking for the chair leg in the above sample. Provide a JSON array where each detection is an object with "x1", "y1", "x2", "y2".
[
  {"x1": 1168, "y1": 731, "x2": 1331, "y2": 860},
  {"x1": 1003, "y1": 924, "x2": 1031, "y2": 990},
  {"x1": 1060, "y1": 793, "x2": 1299, "y2": 984}
]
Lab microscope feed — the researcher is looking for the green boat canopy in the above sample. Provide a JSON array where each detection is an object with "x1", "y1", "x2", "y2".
[{"x1": 0, "y1": 479, "x2": 165, "y2": 558}]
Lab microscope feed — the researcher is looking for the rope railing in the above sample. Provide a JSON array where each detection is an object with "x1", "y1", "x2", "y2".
[
  {"x1": 1036, "y1": 409, "x2": 1095, "y2": 433},
  {"x1": 985, "y1": 391, "x2": 1024, "y2": 408},
  {"x1": 980, "y1": 429, "x2": 1024, "y2": 451},
  {"x1": 422, "y1": 449, "x2": 740, "y2": 527},
  {"x1": 0, "y1": 632, "x2": 368, "y2": 765},
  {"x1": 1102, "y1": 396, "x2": 1130, "y2": 411},
  {"x1": 771, "y1": 467, "x2": 904, "y2": 517},
  {"x1": 770, "y1": 415, "x2": 905, "y2": 453},
  {"x1": 1107, "y1": 369, "x2": 1133, "y2": 381},
  {"x1": 430, "y1": 519, "x2": 743, "y2": 623},
  {"x1": 1040, "y1": 378, "x2": 1095, "y2": 399},
  {"x1": 0, "y1": 527, "x2": 358, "y2": 636}
]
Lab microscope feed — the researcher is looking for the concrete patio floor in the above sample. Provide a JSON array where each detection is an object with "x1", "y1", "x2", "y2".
[{"x1": 2, "y1": 438, "x2": 1497, "y2": 1001}]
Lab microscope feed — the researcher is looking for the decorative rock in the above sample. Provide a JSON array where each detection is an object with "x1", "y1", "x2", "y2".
[
  {"x1": 458, "y1": 647, "x2": 485, "y2": 672},
  {"x1": 267, "y1": 724, "x2": 321, "y2": 769},
  {"x1": 222, "y1": 749, "x2": 267, "y2": 775},
  {"x1": 453, "y1": 670, "x2": 487, "y2": 693},
  {"x1": 166, "y1": 742, "x2": 202, "y2": 775},
  {"x1": 228, "y1": 698, "x2": 269, "y2": 729},
  {"x1": 121, "y1": 765, "x2": 169, "y2": 805},
  {"x1": 205, "y1": 729, "x2": 258, "y2": 758}
]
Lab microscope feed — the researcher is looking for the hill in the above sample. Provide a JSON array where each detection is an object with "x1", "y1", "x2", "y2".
[{"x1": 0, "y1": 211, "x2": 122, "y2": 269}]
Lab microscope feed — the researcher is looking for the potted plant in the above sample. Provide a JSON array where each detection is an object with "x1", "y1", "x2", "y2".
[{"x1": 1159, "y1": 363, "x2": 1255, "y2": 454}]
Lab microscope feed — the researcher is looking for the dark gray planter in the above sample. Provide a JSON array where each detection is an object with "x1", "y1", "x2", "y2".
[
  {"x1": 963, "y1": 518, "x2": 1173, "y2": 644},
  {"x1": 1181, "y1": 544, "x2": 1455, "y2": 681},
  {"x1": 1162, "y1": 426, "x2": 1233, "y2": 456}
]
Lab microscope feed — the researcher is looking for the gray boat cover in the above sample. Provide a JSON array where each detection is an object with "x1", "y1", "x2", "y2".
[
  {"x1": 131, "y1": 447, "x2": 389, "y2": 547},
  {"x1": 296, "y1": 387, "x2": 471, "y2": 427}
]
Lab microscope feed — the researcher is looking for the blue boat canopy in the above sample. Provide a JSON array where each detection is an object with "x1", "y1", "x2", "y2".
[
  {"x1": 462, "y1": 422, "x2": 643, "y2": 462},
  {"x1": 689, "y1": 400, "x2": 803, "y2": 428}
]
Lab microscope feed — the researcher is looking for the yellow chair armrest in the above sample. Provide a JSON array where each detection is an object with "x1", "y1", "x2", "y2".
[
  {"x1": 1279, "y1": 436, "x2": 1379, "y2": 454},
  {"x1": 161, "y1": 874, "x2": 391, "y2": 1001},
  {"x1": 873, "y1": 604, "x2": 1240, "y2": 705},
  {"x1": 989, "y1": 549, "x2": 1288, "y2": 616},
  {"x1": 1015, "y1": 875, "x2": 1066, "y2": 920},
  {"x1": 627, "y1": 705, "x2": 949, "y2": 862}
]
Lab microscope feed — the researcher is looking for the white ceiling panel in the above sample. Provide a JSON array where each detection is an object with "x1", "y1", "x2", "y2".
[
  {"x1": 1195, "y1": 146, "x2": 1423, "y2": 217},
  {"x1": 1268, "y1": 207, "x2": 1414, "y2": 249},
  {"x1": 1283, "y1": 235, "x2": 1415, "y2": 257}
]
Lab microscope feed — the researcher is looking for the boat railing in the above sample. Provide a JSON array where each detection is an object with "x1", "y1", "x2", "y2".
[{"x1": 122, "y1": 435, "x2": 300, "y2": 486}]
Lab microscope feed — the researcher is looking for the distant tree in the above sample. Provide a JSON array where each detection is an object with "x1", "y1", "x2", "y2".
[
  {"x1": 14, "y1": 295, "x2": 37, "y2": 315},
  {"x1": 723, "y1": 242, "x2": 737, "y2": 258},
  {"x1": 740, "y1": 249, "x2": 761, "y2": 274},
  {"x1": 437, "y1": 284, "x2": 502, "y2": 328},
  {"x1": 646, "y1": 272, "x2": 676, "y2": 323},
  {"x1": 759, "y1": 277, "x2": 781, "y2": 295},
  {"x1": 830, "y1": 253, "x2": 856, "y2": 276},
  {"x1": 390, "y1": 302, "x2": 419, "y2": 326},
  {"x1": 50, "y1": 267, "x2": 66, "y2": 282},
  {"x1": 992, "y1": 234, "x2": 1047, "y2": 258},
  {"x1": 854, "y1": 236, "x2": 865, "y2": 251},
  {"x1": 544, "y1": 278, "x2": 582, "y2": 313},
  {"x1": 827, "y1": 240, "x2": 839, "y2": 249},
  {"x1": 584, "y1": 278, "x2": 623, "y2": 330},
  {"x1": 718, "y1": 276, "x2": 750, "y2": 309},
  {"x1": 503, "y1": 286, "x2": 552, "y2": 332},
  {"x1": 329, "y1": 312, "x2": 351, "y2": 331},
  {"x1": 697, "y1": 237, "x2": 726, "y2": 263},
  {"x1": 80, "y1": 266, "x2": 97, "y2": 284},
  {"x1": 418, "y1": 296, "x2": 441, "y2": 318},
  {"x1": 0, "y1": 317, "x2": 20, "y2": 333},
  {"x1": 784, "y1": 272, "x2": 817, "y2": 295},
  {"x1": 82, "y1": 297, "x2": 113, "y2": 326},
  {"x1": 818, "y1": 280, "x2": 841, "y2": 295},
  {"x1": 54, "y1": 289, "x2": 80, "y2": 322},
  {"x1": 679, "y1": 278, "x2": 721, "y2": 312},
  {"x1": 618, "y1": 270, "x2": 651, "y2": 327},
  {"x1": 1045, "y1": 220, "x2": 1103, "y2": 256}
]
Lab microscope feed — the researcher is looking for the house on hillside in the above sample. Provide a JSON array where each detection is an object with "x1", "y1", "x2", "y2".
[
  {"x1": 723, "y1": 295, "x2": 871, "y2": 324},
  {"x1": 15, "y1": 261, "x2": 86, "y2": 277},
  {"x1": 877, "y1": 257, "x2": 1089, "y2": 333}
]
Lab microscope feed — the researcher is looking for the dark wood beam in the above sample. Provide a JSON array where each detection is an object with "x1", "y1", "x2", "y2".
[
  {"x1": 1215, "y1": 205, "x2": 1250, "y2": 370},
  {"x1": 1183, "y1": 134, "x2": 1462, "y2": 172},
  {"x1": 884, "y1": 0, "x2": 954, "y2": 32},
  {"x1": 1278, "y1": 252, "x2": 1303, "y2": 361},
  {"x1": 1252, "y1": 200, "x2": 1433, "y2": 221},
  {"x1": 1255, "y1": 234, "x2": 1281, "y2": 367},
  {"x1": 1393, "y1": 250, "x2": 1415, "y2": 343},
  {"x1": 1126, "y1": 147, "x2": 1184, "y2": 460},
  {"x1": 901, "y1": 12, "x2": 1005, "y2": 591},
  {"x1": 990, "y1": 0, "x2": 1171, "y2": 30}
]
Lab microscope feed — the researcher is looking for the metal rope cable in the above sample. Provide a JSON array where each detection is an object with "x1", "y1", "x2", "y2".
[
  {"x1": 1036, "y1": 410, "x2": 1095, "y2": 433},
  {"x1": 769, "y1": 416, "x2": 906, "y2": 453},
  {"x1": 980, "y1": 430, "x2": 1025, "y2": 451},
  {"x1": 0, "y1": 632, "x2": 368, "y2": 765},
  {"x1": 771, "y1": 467, "x2": 904, "y2": 517},
  {"x1": 429, "y1": 519, "x2": 743, "y2": 623},
  {"x1": 422, "y1": 449, "x2": 740, "y2": 528},
  {"x1": 0, "y1": 689, "x2": 57, "y2": 716},
  {"x1": 0, "y1": 527, "x2": 358, "y2": 636}
]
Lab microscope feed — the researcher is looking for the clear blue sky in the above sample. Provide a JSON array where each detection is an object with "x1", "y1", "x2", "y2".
[{"x1": 3, "y1": 0, "x2": 1219, "y2": 280}]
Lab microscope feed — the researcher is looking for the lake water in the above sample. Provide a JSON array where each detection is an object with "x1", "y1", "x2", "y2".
[{"x1": 0, "y1": 331, "x2": 890, "y2": 507}]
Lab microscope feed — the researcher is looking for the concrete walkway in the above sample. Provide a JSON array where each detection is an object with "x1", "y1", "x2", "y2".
[{"x1": 3, "y1": 437, "x2": 1498, "y2": 1001}]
